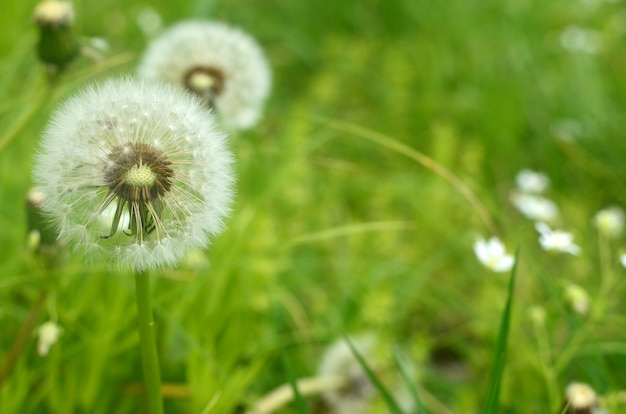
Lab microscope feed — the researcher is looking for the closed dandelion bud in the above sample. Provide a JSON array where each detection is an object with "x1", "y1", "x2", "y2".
[
  {"x1": 563, "y1": 382, "x2": 599, "y2": 414},
  {"x1": 34, "y1": 0, "x2": 79, "y2": 68},
  {"x1": 138, "y1": 21, "x2": 271, "y2": 130},
  {"x1": 33, "y1": 78, "x2": 235, "y2": 271}
]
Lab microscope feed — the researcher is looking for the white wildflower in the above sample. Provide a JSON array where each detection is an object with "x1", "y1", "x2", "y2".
[
  {"x1": 511, "y1": 192, "x2": 559, "y2": 222},
  {"x1": 535, "y1": 222, "x2": 581, "y2": 255},
  {"x1": 620, "y1": 253, "x2": 626, "y2": 268},
  {"x1": 33, "y1": 78, "x2": 235, "y2": 270},
  {"x1": 593, "y1": 206, "x2": 624, "y2": 239},
  {"x1": 37, "y1": 321, "x2": 63, "y2": 356},
  {"x1": 515, "y1": 169, "x2": 550, "y2": 194},
  {"x1": 473, "y1": 237, "x2": 515, "y2": 273},
  {"x1": 138, "y1": 21, "x2": 271, "y2": 130}
]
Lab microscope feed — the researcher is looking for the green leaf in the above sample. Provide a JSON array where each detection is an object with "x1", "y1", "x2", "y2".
[{"x1": 482, "y1": 248, "x2": 519, "y2": 413}]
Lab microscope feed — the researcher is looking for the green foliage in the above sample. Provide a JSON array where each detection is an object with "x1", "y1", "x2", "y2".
[{"x1": 2, "y1": 0, "x2": 626, "y2": 412}]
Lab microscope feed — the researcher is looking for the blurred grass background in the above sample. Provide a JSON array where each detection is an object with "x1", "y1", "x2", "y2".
[{"x1": 2, "y1": 0, "x2": 626, "y2": 412}]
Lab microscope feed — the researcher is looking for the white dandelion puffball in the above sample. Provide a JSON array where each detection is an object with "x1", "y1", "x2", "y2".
[
  {"x1": 33, "y1": 78, "x2": 235, "y2": 271},
  {"x1": 137, "y1": 20, "x2": 271, "y2": 130},
  {"x1": 317, "y1": 336, "x2": 377, "y2": 413}
]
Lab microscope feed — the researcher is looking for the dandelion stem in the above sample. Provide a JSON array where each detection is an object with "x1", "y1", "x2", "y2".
[{"x1": 135, "y1": 271, "x2": 164, "y2": 414}]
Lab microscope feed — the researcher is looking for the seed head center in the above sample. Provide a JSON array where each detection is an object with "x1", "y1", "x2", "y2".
[
  {"x1": 189, "y1": 72, "x2": 216, "y2": 93},
  {"x1": 183, "y1": 66, "x2": 225, "y2": 99},
  {"x1": 125, "y1": 164, "x2": 157, "y2": 188}
]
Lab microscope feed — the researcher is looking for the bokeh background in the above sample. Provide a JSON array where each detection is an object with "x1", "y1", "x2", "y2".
[{"x1": 2, "y1": 0, "x2": 626, "y2": 412}]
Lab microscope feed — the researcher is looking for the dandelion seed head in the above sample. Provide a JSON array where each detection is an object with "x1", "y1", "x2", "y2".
[
  {"x1": 317, "y1": 336, "x2": 377, "y2": 413},
  {"x1": 137, "y1": 20, "x2": 271, "y2": 130},
  {"x1": 33, "y1": 78, "x2": 235, "y2": 271},
  {"x1": 593, "y1": 206, "x2": 624, "y2": 239}
]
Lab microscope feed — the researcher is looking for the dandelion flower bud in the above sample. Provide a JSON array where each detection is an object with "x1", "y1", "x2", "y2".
[
  {"x1": 138, "y1": 21, "x2": 271, "y2": 130},
  {"x1": 33, "y1": 78, "x2": 235, "y2": 271},
  {"x1": 563, "y1": 382, "x2": 599, "y2": 414},
  {"x1": 34, "y1": 0, "x2": 79, "y2": 68}
]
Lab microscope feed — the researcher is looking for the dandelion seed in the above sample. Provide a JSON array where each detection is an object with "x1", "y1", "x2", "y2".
[
  {"x1": 37, "y1": 321, "x2": 62, "y2": 356},
  {"x1": 510, "y1": 192, "x2": 559, "y2": 222},
  {"x1": 593, "y1": 206, "x2": 624, "y2": 239},
  {"x1": 473, "y1": 236, "x2": 515, "y2": 273},
  {"x1": 536, "y1": 222, "x2": 581, "y2": 255},
  {"x1": 33, "y1": 78, "x2": 234, "y2": 270},
  {"x1": 515, "y1": 169, "x2": 550, "y2": 194},
  {"x1": 138, "y1": 21, "x2": 271, "y2": 130},
  {"x1": 563, "y1": 382, "x2": 599, "y2": 414}
]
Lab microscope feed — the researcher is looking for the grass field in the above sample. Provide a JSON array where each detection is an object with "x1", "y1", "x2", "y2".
[{"x1": 2, "y1": 0, "x2": 626, "y2": 412}]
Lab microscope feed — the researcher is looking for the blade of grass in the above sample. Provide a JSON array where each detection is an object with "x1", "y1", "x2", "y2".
[
  {"x1": 280, "y1": 349, "x2": 309, "y2": 414},
  {"x1": 482, "y1": 248, "x2": 519, "y2": 414},
  {"x1": 345, "y1": 335, "x2": 403, "y2": 414},
  {"x1": 392, "y1": 347, "x2": 428, "y2": 414},
  {"x1": 313, "y1": 116, "x2": 498, "y2": 236}
]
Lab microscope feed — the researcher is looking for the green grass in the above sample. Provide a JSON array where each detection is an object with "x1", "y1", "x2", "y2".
[{"x1": 2, "y1": 0, "x2": 626, "y2": 412}]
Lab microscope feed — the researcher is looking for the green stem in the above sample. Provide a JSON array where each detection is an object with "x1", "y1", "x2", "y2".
[{"x1": 135, "y1": 271, "x2": 164, "y2": 414}]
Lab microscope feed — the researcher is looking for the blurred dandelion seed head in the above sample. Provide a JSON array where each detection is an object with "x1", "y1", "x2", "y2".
[
  {"x1": 593, "y1": 206, "x2": 624, "y2": 239},
  {"x1": 33, "y1": 78, "x2": 235, "y2": 270},
  {"x1": 137, "y1": 20, "x2": 271, "y2": 130},
  {"x1": 317, "y1": 336, "x2": 377, "y2": 413}
]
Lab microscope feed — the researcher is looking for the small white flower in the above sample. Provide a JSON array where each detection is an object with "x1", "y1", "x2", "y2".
[
  {"x1": 535, "y1": 222, "x2": 581, "y2": 255},
  {"x1": 37, "y1": 321, "x2": 63, "y2": 356},
  {"x1": 473, "y1": 237, "x2": 515, "y2": 273},
  {"x1": 620, "y1": 253, "x2": 626, "y2": 268},
  {"x1": 564, "y1": 284, "x2": 590, "y2": 316},
  {"x1": 560, "y1": 25, "x2": 602, "y2": 54},
  {"x1": 511, "y1": 192, "x2": 559, "y2": 222},
  {"x1": 138, "y1": 21, "x2": 271, "y2": 130},
  {"x1": 33, "y1": 78, "x2": 235, "y2": 270},
  {"x1": 593, "y1": 206, "x2": 624, "y2": 239},
  {"x1": 317, "y1": 336, "x2": 377, "y2": 414},
  {"x1": 515, "y1": 169, "x2": 550, "y2": 194}
]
